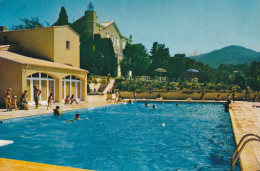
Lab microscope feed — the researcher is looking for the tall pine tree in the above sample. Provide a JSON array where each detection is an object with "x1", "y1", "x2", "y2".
[{"x1": 57, "y1": 7, "x2": 69, "y2": 25}]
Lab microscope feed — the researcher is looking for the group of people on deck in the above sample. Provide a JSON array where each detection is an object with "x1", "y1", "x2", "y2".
[
  {"x1": 2, "y1": 86, "x2": 80, "y2": 111},
  {"x1": 2, "y1": 86, "x2": 44, "y2": 111},
  {"x1": 64, "y1": 95, "x2": 79, "y2": 105},
  {"x1": 2, "y1": 88, "x2": 17, "y2": 111}
]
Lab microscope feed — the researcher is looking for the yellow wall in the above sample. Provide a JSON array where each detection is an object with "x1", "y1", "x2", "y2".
[
  {"x1": 0, "y1": 26, "x2": 80, "y2": 67},
  {"x1": 54, "y1": 27, "x2": 80, "y2": 68},
  {"x1": 21, "y1": 65, "x2": 87, "y2": 103},
  {"x1": 0, "y1": 58, "x2": 22, "y2": 105},
  {"x1": 0, "y1": 28, "x2": 54, "y2": 61},
  {"x1": 119, "y1": 91, "x2": 260, "y2": 100},
  {"x1": 0, "y1": 58, "x2": 87, "y2": 105}
]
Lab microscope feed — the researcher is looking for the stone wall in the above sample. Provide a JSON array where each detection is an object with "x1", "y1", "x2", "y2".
[{"x1": 119, "y1": 91, "x2": 260, "y2": 100}]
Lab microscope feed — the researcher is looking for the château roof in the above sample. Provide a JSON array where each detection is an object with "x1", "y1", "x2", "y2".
[
  {"x1": 99, "y1": 21, "x2": 114, "y2": 28},
  {"x1": 70, "y1": 18, "x2": 131, "y2": 40},
  {"x1": 0, "y1": 26, "x2": 80, "y2": 37},
  {"x1": 0, "y1": 50, "x2": 87, "y2": 72}
]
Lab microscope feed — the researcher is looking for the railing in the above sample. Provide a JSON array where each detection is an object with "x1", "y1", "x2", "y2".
[{"x1": 231, "y1": 134, "x2": 260, "y2": 170}]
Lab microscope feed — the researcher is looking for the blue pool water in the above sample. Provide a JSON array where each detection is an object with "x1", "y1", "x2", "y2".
[{"x1": 0, "y1": 102, "x2": 237, "y2": 170}]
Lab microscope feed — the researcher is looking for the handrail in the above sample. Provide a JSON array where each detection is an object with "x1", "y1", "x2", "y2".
[
  {"x1": 231, "y1": 134, "x2": 260, "y2": 160},
  {"x1": 231, "y1": 136, "x2": 260, "y2": 171}
]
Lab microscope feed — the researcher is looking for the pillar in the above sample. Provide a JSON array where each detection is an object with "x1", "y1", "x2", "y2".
[{"x1": 55, "y1": 78, "x2": 63, "y2": 103}]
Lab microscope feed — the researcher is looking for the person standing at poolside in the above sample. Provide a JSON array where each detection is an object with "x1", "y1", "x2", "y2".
[
  {"x1": 245, "y1": 87, "x2": 250, "y2": 101},
  {"x1": 232, "y1": 91, "x2": 236, "y2": 103},
  {"x1": 33, "y1": 86, "x2": 41, "y2": 109},
  {"x1": 3, "y1": 88, "x2": 12, "y2": 111},
  {"x1": 47, "y1": 93, "x2": 53, "y2": 110},
  {"x1": 133, "y1": 91, "x2": 136, "y2": 101},
  {"x1": 252, "y1": 95, "x2": 258, "y2": 102},
  {"x1": 107, "y1": 73, "x2": 111, "y2": 84},
  {"x1": 115, "y1": 90, "x2": 119, "y2": 103},
  {"x1": 200, "y1": 90, "x2": 206, "y2": 101}
]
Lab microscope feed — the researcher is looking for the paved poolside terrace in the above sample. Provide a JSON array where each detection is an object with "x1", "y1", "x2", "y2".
[{"x1": 0, "y1": 99, "x2": 259, "y2": 170}]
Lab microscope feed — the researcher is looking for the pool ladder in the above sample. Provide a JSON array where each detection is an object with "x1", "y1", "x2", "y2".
[{"x1": 231, "y1": 134, "x2": 260, "y2": 171}]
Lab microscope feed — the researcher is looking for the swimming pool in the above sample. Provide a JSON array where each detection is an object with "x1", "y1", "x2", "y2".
[{"x1": 0, "y1": 102, "x2": 237, "y2": 170}]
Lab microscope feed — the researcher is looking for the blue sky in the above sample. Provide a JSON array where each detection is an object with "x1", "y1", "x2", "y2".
[{"x1": 1, "y1": 0, "x2": 260, "y2": 55}]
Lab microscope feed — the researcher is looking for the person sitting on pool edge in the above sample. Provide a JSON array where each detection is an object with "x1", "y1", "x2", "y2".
[
  {"x1": 53, "y1": 106, "x2": 62, "y2": 116},
  {"x1": 65, "y1": 95, "x2": 70, "y2": 105},
  {"x1": 11, "y1": 96, "x2": 18, "y2": 111},
  {"x1": 70, "y1": 95, "x2": 79, "y2": 104},
  {"x1": 215, "y1": 94, "x2": 221, "y2": 101}
]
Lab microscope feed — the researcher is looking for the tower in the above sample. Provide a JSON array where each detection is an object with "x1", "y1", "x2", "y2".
[{"x1": 83, "y1": 2, "x2": 97, "y2": 41}]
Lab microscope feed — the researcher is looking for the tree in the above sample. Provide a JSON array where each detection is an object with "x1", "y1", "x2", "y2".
[
  {"x1": 121, "y1": 43, "x2": 150, "y2": 77},
  {"x1": 148, "y1": 42, "x2": 170, "y2": 76},
  {"x1": 11, "y1": 18, "x2": 47, "y2": 30},
  {"x1": 57, "y1": 6, "x2": 69, "y2": 25},
  {"x1": 247, "y1": 61, "x2": 260, "y2": 90},
  {"x1": 80, "y1": 34, "x2": 117, "y2": 77}
]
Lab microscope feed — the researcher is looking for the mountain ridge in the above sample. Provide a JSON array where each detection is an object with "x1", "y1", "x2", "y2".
[{"x1": 189, "y1": 45, "x2": 260, "y2": 68}]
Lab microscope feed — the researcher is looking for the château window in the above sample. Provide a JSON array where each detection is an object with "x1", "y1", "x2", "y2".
[
  {"x1": 117, "y1": 37, "x2": 120, "y2": 48},
  {"x1": 112, "y1": 36, "x2": 114, "y2": 44},
  {"x1": 66, "y1": 41, "x2": 70, "y2": 50},
  {"x1": 123, "y1": 41, "x2": 125, "y2": 49}
]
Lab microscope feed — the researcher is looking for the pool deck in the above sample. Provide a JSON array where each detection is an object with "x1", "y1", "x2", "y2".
[
  {"x1": 229, "y1": 101, "x2": 260, "y2": 170},
  {"x1": 0, "y1": 99, "x2": 260, "y2": 170},
  {"x1": 0, "y1": 100, "x2": 117, "y2": 121}
]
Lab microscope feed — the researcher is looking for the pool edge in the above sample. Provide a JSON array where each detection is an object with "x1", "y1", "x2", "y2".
[
  {"x1": 229, "y1": 102, "x2": 260, "y2": 171},
  {"x1": 0, "y1": 158, "x2": 94, "y2": 171}
]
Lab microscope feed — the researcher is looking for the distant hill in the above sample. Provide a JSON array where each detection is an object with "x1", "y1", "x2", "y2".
[{"x1": 189, "y1": 45, "x2": 260, "y2": 68}]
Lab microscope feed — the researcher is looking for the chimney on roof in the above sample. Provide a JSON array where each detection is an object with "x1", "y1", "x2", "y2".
[{"x1": 0, "y1": 26, "x2": 8, "y2": 32}]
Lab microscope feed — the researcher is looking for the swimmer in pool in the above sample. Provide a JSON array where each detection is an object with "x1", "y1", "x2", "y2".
[
  {"x1": 53, "y1": 106, "x2": 62, "y2": 116},
  {"x1": 152, "y1": 105, "x2": 156, "y2": 109},
  {"x1": 145, "y1": 102, "x2": 149, "y2": 107},
  {"x1": 66, "y1": 114, "x2": 81, "y2": 122}
]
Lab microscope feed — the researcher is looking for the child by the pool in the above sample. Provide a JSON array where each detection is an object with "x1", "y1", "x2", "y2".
[{"x1": 11, "y1": 96, "x2": 18, "y2": 111}]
